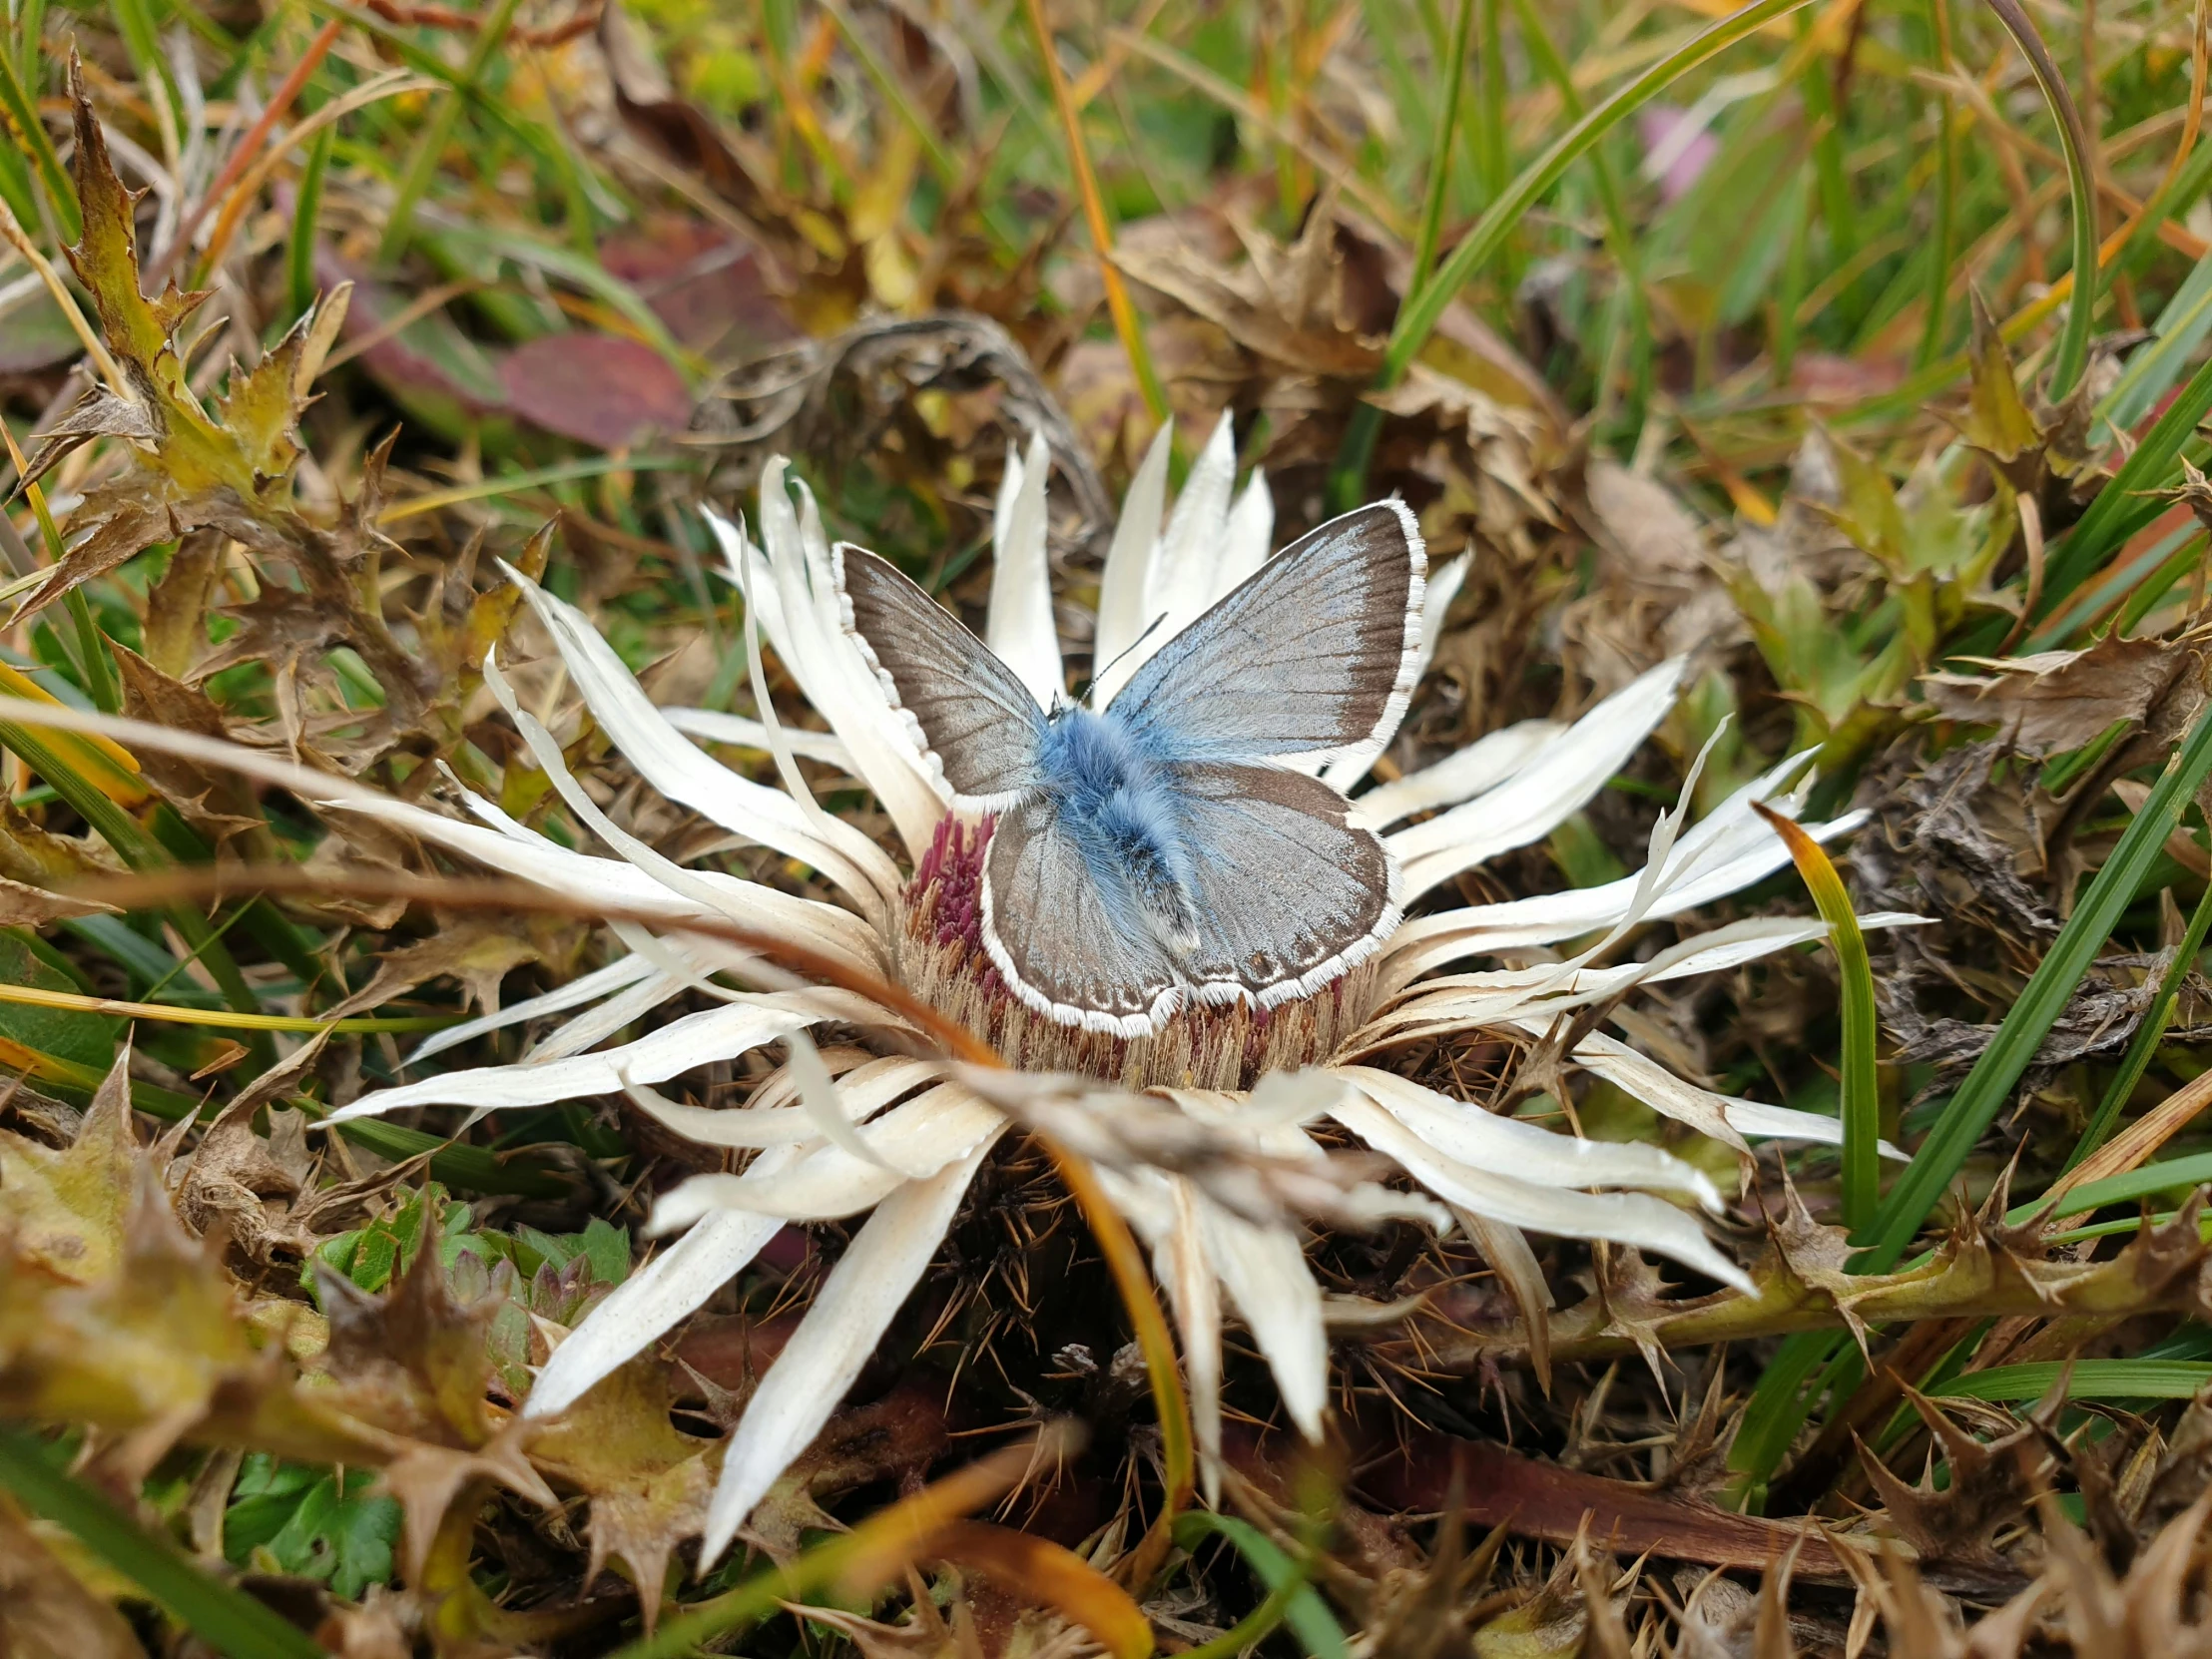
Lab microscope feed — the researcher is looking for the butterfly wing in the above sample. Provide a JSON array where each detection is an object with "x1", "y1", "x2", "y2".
[
  {"x1": 1107, "y1": 501, "x2": 1424, "y2": 767},
  {"x1": 1173, "y1": 763, "x2": 1399, "y2": 1005},
  {"x1": 835, "y1": 546, "x2": 1045, "y2": 810},
  {"x1": 980, "y1": 795, "x2": 1182, "y2": 1038}
]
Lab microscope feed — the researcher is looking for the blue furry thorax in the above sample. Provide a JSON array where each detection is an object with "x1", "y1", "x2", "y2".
[{"x1": 1034, "y1": 703, "x2": 1198, "y2": 941}]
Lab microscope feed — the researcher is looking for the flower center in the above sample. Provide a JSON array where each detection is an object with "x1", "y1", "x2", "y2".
[{"x1": 893, "y1": 816, "x2": 1381, "y2": 1089}]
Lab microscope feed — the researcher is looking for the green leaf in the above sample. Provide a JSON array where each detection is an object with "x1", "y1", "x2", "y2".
[
  {"x1": 226, "y1": 1456, "x2": 401, "y2": 1601},
  {"x1": 575, "y1": 1216, "x2": 632, "y2": 1286}
]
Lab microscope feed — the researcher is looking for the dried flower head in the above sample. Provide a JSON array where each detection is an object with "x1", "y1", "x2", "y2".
[{"x1": 323, "y1": 416, "x2": 1899, "y2": 1563}]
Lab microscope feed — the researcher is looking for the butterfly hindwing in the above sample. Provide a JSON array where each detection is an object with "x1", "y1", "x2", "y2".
[
  {"x1": 980, "y1": 795, "x2": 1182, "y2": 1037},
  {"x1": 835, "y1": 545, "x2": 1045, "y2": 808},
  {"x1": 1171, "y1": 763, "x2": 1398, "y2": 1002},
  {"x1": 1108, "y1": 500, "x2": 1424, "y2": 765}
]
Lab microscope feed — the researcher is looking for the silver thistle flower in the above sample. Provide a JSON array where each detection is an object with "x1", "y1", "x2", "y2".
[{"x1": 321, "y1": 415, "x2": 1905, "y2": 1563}]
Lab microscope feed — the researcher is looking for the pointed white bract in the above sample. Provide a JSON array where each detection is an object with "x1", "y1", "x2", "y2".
[
  {"x1": 22, "y1": 419, "x2": 1877, "y2": 1565},
  {"x1": 986, "y1": 431, "x2": 1064, "y2": 708},
  {"x1": 699, "y1": 1139, "x2": 996, "y2": 1563},
  {"x1": 525, "y1": 1198, "x2": 795, "y2": 1419}
]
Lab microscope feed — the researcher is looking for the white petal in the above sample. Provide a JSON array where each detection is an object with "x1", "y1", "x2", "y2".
[
  {"x1": 520, "y1": 968, "x2": 683, "y2": 1063},
  {"x1": 1382, "y1": 799, "x2": 1866, "y2": 985},
  {"x1": 700, "y1": 1135, "x2": 998, "y2": 1565},
  {"x1": 986, "y1": 431, "x2": 1063, "y2": 708},
  {"x1": 332, "y1": 791, "x2": 879, "y2": 973},
  {"x1": 1331, "y1": 1092, "x2": 1753, "y2": 1293},
  {"x1": 623, "y1": 1055, "x2": 938, "y2": 1149},
  {"x1": 524, "y1": 1193, "x2": 793, "y2": 1419},
  {"x1": 1454, "y1": 1208, "x2": 1550, "y2": 1311},
  {"x1": 1556, "y1": 1031, "x2": 1749, "y2": 1157},
  {"x1": 710, "y1": 472, "x2": 945, "y2": 856},
  {"x1": 1341, "y1": 1066, "x2": 1723, "y2": 1210},
  {"x1": 1359, "y1": 718, "x2": 1565, "y2": 827},
  {"x1": 1390, "y1": 659, "x2": 1687, "y2": 898},
  {"x1": 646, "y1": 1086, "x2": 1005, "y2": 1225},
  {"x1": 1147, "y1": 411, "x2": 1238, "y2": 636},
  {"x1": 1365, "y1": 914, "x2": 1928, "y2": 1047},
  {"x1": 1153, "y1": 1177, "x2": 1225, "y2": 1504},
  {"x1": 324, "y1": 1001, "x2": 815, "y2": 1121},
  {"x1": 991, "y1": 438, "x2": 1026, "y2": 554},
  {"x1": 1452, "y1": 1207, "x2": 1553, "y2": 1387},
  {"x1": 1568, "y1": 1031, "x2": 1906, "y2": 1157},
  {"x1": 1214, "y1": 469, "x2": 1275, "y2": 602},
  {"x1": 0, "y1": 693, "x2": 876, "y2": 969},
  {"x1": 406, "y1": 952, "x2": 657, "y2": 1066},
  {"x1": 483, "y1": 651, "x2": 883, "y2": 972},
  {"x1": 1411, "y1": 551, "x2": 1470, "y2": 690},
  {"x1": 507, "y1": 568, "x2": 898, "y2": 914},
  {"x1": 661, "y1": 707, "x2": 855, "y2": 772},
  {"x1": 1091, "y1": 421, "x2": 1175, "y2": 694},
  {"x1": 1195, "y1": 1192, "x2": 1329, "y2": 1441}
]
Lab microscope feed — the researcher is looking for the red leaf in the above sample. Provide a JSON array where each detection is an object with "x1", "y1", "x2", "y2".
[{"x1": 499, "y1": 333, "x2": 691, "y2": 449}]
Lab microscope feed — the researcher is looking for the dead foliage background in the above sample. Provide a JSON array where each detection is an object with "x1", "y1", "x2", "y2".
[{"x1": 3, "y1": 0, "x2": 2212, "y2": 1654}]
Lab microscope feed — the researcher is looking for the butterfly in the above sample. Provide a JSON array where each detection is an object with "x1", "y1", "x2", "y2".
[{"x1": 835, "y1": 501, "x2": 1425, "y2": 1038}]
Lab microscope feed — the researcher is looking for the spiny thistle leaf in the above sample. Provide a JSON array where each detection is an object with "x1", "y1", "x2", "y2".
[{"x1": 16, "y1": 58, "x2": 347, "y2": 623}]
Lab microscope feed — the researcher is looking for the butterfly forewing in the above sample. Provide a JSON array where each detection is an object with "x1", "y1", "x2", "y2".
[
  {"x1": 1107, "y1": 500, "x2": 1424, "y2": 765},
  {"x1": 981, "y1": 796, "x2": 1182, "y2": 1036},
  {"x1": 835, "y1": 546, "x2": 1045, "y2": 807},
  {"x1": 1171, "y1": 763, "x2": 1397, "y2": 1001}
]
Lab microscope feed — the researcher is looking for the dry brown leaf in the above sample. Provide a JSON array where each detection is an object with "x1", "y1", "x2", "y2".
[
  {"x1": 1922, "y1": 632, "x2": 2207, "y2": 759},
  {"x1": 0, "y1": 873, "x2": 115, "y2": 926},
  {"x1": 327, "y1": 912, "x2": 557, "y2": 1022}
]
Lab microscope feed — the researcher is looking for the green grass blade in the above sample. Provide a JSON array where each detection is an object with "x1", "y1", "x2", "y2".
[
  {"x1": 1936, "y1": 1360, "x2": 2212, "y2": 1403},
  {"x1": 1977, "y1": 0, "x2": 2098, "y2": 398},
  {"x1": 2102, "y1": 245, "x2": 2212, "y2": 430},
  {"x1": 2010, "y1": 1149, "x2": 2212, "y2": 1223},
  {"x1": 1172, "y1": 1513, "x2": 1349, "y2": 1659},
  {"x1": 1917, "y1": 91, "x2": 1954, "y2": 366},
  {"x1": 2066, "y1": 874, "x2": 2212, "y2": 1170},
  {"x1": 0, "y1": 1426, "x2": 328, "y2": 1659},
  {"x1": 0, "y1": 40, "x2": 78, "y2": 240},
  {"x1": 1410, "y1": 0, "x2": 1477, "y2": 286},
  {"x1": 1476, "y1": 0, "x2": 1508, "y2": 206},
  {"x1": 1506, "y1": 0, "x2": 1650, "y2": 422},
  {"x1": 374, "y1": 0, "x2": 526, "y2": 264},
  {"x1": 1329, "y1": 0, "x2": 1822, "y2": 509},
  {"x1": 1726, "y1": 1330, "x2": 1851, "y2": 1503},
  {"x1": 288, "y1": 123, "x2": 332, "y2": 322},
  {"x1": 1859, "y1": 697, "x2": 2212, "y2": 1272},
  {"x1": 1755, "y1": 802, "x2": 1881, "y2": 1233},
  {"x1": 2042, "y1": 351, "x2": 2212, "y2": 611}
]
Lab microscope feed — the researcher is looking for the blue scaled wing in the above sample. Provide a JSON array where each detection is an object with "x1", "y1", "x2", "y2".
[
  {"x1": 1172, "y1": 762, "x2": 1399, "y2": 1005},
  {"x1": 834, "y1": 545, "x2": 1045, "y2": 809},
  {"x1": 980, "y1": 794, "x2": 1183, "y2": 1038},
  {"x1": 1106, "y1": 500, "x2": 1425, "y2": 766}
]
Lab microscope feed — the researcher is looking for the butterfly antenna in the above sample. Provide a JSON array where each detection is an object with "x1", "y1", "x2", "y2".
[{"x1": 1082, "y1": 614, "x2": 1168, "y2": 706}]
